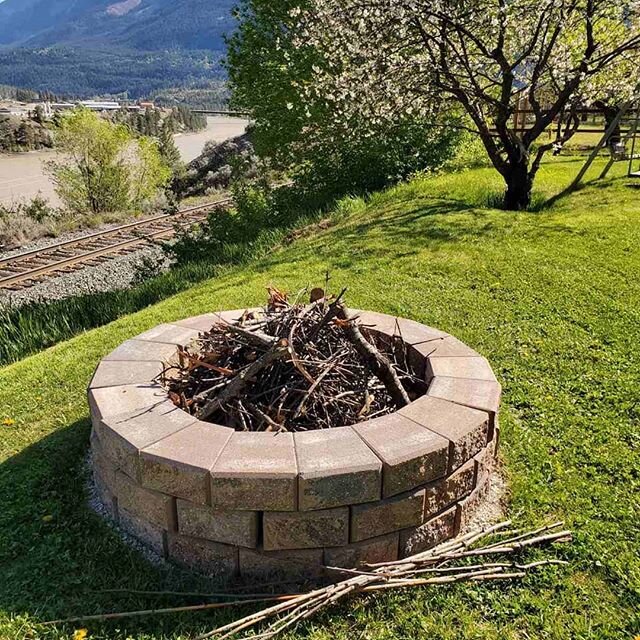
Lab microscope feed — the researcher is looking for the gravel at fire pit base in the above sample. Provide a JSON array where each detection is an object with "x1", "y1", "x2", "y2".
[{"x1": 0, "y1": 246, "x2": 171, "y2": 309}]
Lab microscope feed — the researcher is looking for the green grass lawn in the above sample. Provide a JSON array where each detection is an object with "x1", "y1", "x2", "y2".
[{"x1": 1, "y1": 159, "x2": 638, "y2": 639}]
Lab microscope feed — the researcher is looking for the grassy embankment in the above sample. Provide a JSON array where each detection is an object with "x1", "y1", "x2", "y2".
[{"x1": 0, "y1": 158, "x2": 638, "y2": 639}]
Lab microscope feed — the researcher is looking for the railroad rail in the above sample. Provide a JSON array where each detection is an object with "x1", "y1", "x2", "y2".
[{"x1": 0, "y1": 198, "x2": 232, "y2": 292}]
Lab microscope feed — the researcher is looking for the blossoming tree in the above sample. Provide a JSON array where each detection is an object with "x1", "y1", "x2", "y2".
[{"x1": 295, "y1": 0, "x2": 640, "y2": 209}]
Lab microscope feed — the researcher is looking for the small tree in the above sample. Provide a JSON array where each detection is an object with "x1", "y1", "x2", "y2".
[
  {"x1": 295, "y1": 0, "x2": 640, "y2": 209},
  {"x1": 158, "y1": 118, "x2": 183, "y2": 172},
  {"x1": 47, "y1": 108, "x2": 170, "y2": 215}
]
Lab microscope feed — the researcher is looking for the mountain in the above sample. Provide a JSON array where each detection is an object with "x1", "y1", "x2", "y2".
[
  {"x1": 0, "y1": 0, "x2": 235, "y2": 98},
  {"x1": 0, "y1": 0, "x2": 235, "y2": 51}
]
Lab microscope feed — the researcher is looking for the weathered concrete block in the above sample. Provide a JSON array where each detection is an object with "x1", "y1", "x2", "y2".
[
  {"x1": 119, "y1": 507, "x2": 167, "y2": 557},
  {"x1": 88, "y1": 384, "x2": 169, "y2": 423},
  {"x1": 167, "y1": 533, "x2": 238, "y2": 578},
  {"x1": 102, "y1": 339, "x2": 178, "y2": 363},
  {"x1": 239, "y1": 547, "x2": 324, "y2": 578},
  {"x1": 176, "y1": 499, "x2": 258, "y2": 548},
  {"x1": 424, "y1": 458, "x2": 476, "y2": 519},
  {"x1": 399, "y1": 505, "x2": 458, "y2": 557},
  {"x1": 324, "y1": 532, "x2": 399, "y2": 568},
  {"x1": 140, "y1": 421, "x2": 232, "y2": 505},
  {"x1": 89, "y1": 360, "x2": 163, "y2": 390},
  {"x1": 426, "y1": 356, "x2": 497, "y2": 382},
  {"x1": 173, "y1": 309, "x2": 259, "y2": 332},
  {"x1": 427, "y1": 376, "x2": 501, "y2": 432},
  {"x1": 413, "y1": 336, "x2": 480, "y2": 358},
  {"x1": 351, "y1": 310, "x2": 448, "y2": 344},
  {"x1": 473, "y1": 439, "x2": 496, "y2": 486},
  {"x1": 399, "y1": 396, "x2": 489, "y2": 472},
  {"x1": 263, "y1": 507, "x2": 349, "y2": 551},
  {"x1": 295, "y1": 427, "x2": 381, "y2": 510},
  {"x1": 210, "y1": 432, "x2": 297, "y2": 511},
  {"x1": 456, "y1": 474, "x2": 492, "y2": 533},
  {"x1": 91, "y1": 431, "x2": 118, "y2": 518},
  {"x1": 351, "y1": 489, "x2": 425, "y2": 542},
  {"x1": 134, "y1": 323, "x2": 201, "y2": 346},
  {"x1": 98, "y1": 405, "x2": 196, "y2": 481},
  {"x1": 114, "y1": 470, "x2": 176, "y2": 530},
  {"x1": 354, "y1": 413, "x2": 448, "y2": 497}
]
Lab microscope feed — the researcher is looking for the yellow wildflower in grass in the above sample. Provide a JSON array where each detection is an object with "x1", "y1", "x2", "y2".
[
  {"x1": 2, "y1": 418, "x2": 15, "y2": 426},
  {"x1": 72, "y1": 629, "x2": 88, "y2": 640}
]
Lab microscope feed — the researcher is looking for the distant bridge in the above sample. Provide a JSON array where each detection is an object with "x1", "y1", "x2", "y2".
[{"x1": 193, "y1": 109, "x2": 250, "y2": 117}]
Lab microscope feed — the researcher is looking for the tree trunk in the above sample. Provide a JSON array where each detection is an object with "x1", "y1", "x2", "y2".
[{"x1": 503, "y1": 158, "x2": 533, "y2": 210}]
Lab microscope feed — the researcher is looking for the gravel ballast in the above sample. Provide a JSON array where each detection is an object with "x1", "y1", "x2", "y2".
[{"x1": 0, "y1": 245, "x2": 171, "y2": 309}]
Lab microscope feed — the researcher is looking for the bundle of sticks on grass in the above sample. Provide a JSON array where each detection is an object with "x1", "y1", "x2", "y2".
[
  {"x1": 40, "y1": 521, "x2": 571, "y2": 631},
  {"x1": 162, "y1": 286, "x2": 425, "y2": 430},
  {"x1": 190, "y1": 520, "x2": 571, "y2": 640}
]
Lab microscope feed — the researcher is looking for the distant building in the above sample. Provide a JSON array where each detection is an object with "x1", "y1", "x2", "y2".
[
  {"x1": 138, "y1": 101, "x2": 155, "y2": 109},
  {"x1": 79, "y1": 100, "x2": 122, "y2": 111}
]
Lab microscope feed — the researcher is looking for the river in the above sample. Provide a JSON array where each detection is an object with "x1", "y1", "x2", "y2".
[{"x1": 0, "y1": 116, "x2": 249, "y2": 207}]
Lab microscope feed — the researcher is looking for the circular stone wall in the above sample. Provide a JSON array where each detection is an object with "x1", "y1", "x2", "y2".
[{"x1": 88, "y1": 309, "x2": 501, "y2": 579}]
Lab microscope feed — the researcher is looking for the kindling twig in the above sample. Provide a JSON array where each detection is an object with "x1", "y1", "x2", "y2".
[
  {"x1": 194, "y1": 520, "x2": 571, "y2": 640},
  {"x1": 40, "y1": 521, "x2": 570, "y2": 632}
]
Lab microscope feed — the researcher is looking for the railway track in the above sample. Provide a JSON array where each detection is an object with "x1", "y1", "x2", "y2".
[{"x1": 0, "y1": 198, "x2": 231, "y2": 292}]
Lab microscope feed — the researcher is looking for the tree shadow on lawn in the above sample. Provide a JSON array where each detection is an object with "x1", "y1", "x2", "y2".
[
  {"x1": 0, "y1": 418, "x2": 248, "y2": 637},
  {"x1": 258, "y1": 198, "x2": 589, "y2": 277}
]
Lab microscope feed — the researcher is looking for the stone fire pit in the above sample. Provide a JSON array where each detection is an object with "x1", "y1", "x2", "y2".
[{"x1": 88, "y1": 309, "x2": 500, "y2": 579}]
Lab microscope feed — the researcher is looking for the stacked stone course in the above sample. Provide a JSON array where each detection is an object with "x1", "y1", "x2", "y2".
[{"x1": 89, "y1": 310, "x2": 500, "y2": 578}]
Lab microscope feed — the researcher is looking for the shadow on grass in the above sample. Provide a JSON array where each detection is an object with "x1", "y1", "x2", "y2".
[{"x1": 0, "y1": 418, "x2": 249, "y2": 637}]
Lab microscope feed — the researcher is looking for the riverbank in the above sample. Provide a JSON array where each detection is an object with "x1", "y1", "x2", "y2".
[{"x1": 0, "y1": 116, "x2": 248, "y2": 207}]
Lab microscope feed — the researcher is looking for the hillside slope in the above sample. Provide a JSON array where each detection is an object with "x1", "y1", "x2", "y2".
[
  {"x1": 0, "y1": 0, "x2": 234, "y2": 51},
  {"x1": 0, "y1": 159, "x2": 638, "y2": 638}
]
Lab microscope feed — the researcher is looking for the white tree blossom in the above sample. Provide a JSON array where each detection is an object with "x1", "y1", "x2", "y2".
[{"x1": 292, "y1": 0, "x2": 640, "y2": 208}]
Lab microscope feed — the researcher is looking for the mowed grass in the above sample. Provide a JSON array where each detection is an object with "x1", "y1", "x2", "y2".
[{"x1": 0, "y1": 158, "x2": 639, "y2": 639}]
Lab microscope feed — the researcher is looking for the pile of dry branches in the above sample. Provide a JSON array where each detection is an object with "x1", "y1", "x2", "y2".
[{"x1": 162, "y1": 286, "x2": 425, "y2": 431}]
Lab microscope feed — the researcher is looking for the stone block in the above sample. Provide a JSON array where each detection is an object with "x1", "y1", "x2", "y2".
[
  {"x1": 119, "y1": 507, "x2": 167, "y2": 557},
  {"x1": 210, "y1": 432, "x2": 297, "y2": 511},
  {"x1": 134, "y1": 323, "x2": 201, "y2": 346},
  {"x1": 324, "y1": 532, "x2": 399, "y2": 568},
  {"x1": 89, "y1": 360, "x2": 163, "y2": 389},
  {"x1": 426, "y1": 356, "x2": 497, "y2": 382},
  {"x1": 176, "y1": 499, "x2": 258, "y2": 548},
  {"x1": 354, "y1": 413, "x2": 448, "y2": 498},
  {"x1": 351, "y1": 489, "x2": 425, "y2": 542},
  {"x1": 173, "y1": 309, "x2": 259, "y2": 332},
  {"x1": 473, "y1": 440, "x2": 496, "y2": 485},
  {"x1": 399, "y1": 396, "x2": 489, "y2": 472},
  {"x1": 263, "y1": 507, "x2": 349, "y2": 551},
  {"x1": 88, "y1": 384, "x2": 169, "y2": 422},
  {"x1": 102, "y1": 339, "x2": 178, "y2": 363},
  {"x1": 456, "y1": 476, "x2": 491, "y2": 533},
  {"x1": 424, "y1": 458, "x2": 476, "y2": 519},
  {"x1": 239, "y1": 547, "x2": 324, "y2": 578},
  {"x1": 167, "y1": 533, "x2": 238, "y2": 578},
  {"x1": 295, "y1": 427, "x2": 381, "y2": 510},
  {"x1": 97, "y1": 405, "x2": 196, "y2": 481},
  {"x1": 351, "y1": 310, "x2": 448, "y2": 344},
  {"x1": 114, "y1": 470, "x2": 176, "y2": 530},
  {"x1": 399, "y1": 505, "x2": 457, "y2": 557},
  {"x1": 427, "y1": 376, "x2": 501, "y2": 430},
  {"x1": 140, "y1": 421, "x2": 233, "y2": 505},
  {"x1": 91, "y1": 432, "x2": 118, "y2": 517},
  {"x1": 412, "y1": 336, "x2": 480, "y2": 358}
]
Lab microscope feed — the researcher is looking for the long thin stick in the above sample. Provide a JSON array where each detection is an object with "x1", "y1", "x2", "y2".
[{"x1": 39, "y1": 596, "x2": 295, "y2": 626}]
